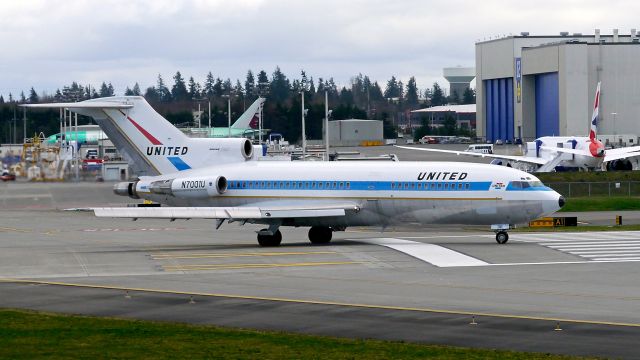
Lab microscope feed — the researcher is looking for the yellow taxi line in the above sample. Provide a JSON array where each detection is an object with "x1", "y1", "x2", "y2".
[
  {"x1": 162, "y1": 261, "x2": 361, "y2": 271},
  {"x1": 151, "y1": 251, "x2": 336, "y2": 260},
  {"x1": 1, "y1": 277, "x2": 639, "y2": 328}
]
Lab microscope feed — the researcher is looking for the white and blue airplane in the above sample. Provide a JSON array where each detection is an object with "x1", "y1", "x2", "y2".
[{"x1": 25, "y1": 97, "x2": 564, "y2": 245}]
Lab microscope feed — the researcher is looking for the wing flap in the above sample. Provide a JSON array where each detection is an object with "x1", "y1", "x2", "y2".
[{"x1": 93, "y1": 205, "x2": 354, "y2": 219}]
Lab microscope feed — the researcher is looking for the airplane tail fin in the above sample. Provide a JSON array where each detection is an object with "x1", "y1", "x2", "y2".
[
  {"x1": 232, "y1": 97, "x2": 264, "y2": 129},
  {"x1": 24, "y1": 97, "x2": 254, "y2": 176},
  {"x1": 589, "y1": 82, "x2": 601, "y2": 140}
]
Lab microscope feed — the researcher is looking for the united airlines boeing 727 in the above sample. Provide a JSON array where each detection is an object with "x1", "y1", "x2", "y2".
[{"x1": 25, "y1": 97, "x2": 564, "y2": 245}]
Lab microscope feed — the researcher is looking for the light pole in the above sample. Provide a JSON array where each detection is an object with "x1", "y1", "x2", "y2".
[
  {"x1": 301, "y1": 91, "x2": 306, "y2": 160},
  {"x1": 222, "y1": 94, "x2": 232, "y2": 137},
  {"x1": 257, "y1": 81, "x2": 269, "y2": 144},
  {"x1": 325, "y1": 90, "x2": 331, "y2": 161}
]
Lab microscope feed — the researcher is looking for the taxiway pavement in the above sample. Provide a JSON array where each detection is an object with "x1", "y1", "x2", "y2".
[{"x1": 1, "y1": 181, "x2": 639, "y2": 358}]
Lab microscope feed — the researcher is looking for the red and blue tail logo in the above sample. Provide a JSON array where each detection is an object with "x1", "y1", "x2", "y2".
[
  {"x1": 589, "y1": 82, "x2": 601, "y2": 141},
  {"x1": 119, "y1": 110, "x2": 191, "y2": 171}
]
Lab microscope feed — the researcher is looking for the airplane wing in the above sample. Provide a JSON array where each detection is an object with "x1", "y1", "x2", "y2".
[
  {"x1": 604, "y1": 146, "x2": 640, "y2": 162},
  {"x1": 394, "y1": 145, "x2": 548, "y2": 165},
  {"x1": 93, "y1": 203, "x2": 360, "y2": 220}
]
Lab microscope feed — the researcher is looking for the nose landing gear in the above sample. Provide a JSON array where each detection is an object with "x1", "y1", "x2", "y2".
[
  {"x1": 491, "y1": 224, "x2": 511, "y2": 244},
  {"x1": 495, "y1": 231, "x2": 509, "y2": 244}
]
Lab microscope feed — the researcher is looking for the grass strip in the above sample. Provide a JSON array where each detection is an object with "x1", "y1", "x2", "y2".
[
  {"x1": 558, "y1": 197, "x2": 640, "y2": 212},
  {"x1": 0, "y1": 309, "x2": 592, "y2": 360}
]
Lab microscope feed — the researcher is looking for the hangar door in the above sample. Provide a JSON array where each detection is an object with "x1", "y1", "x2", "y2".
[
  {"x1": 484, "y1": 78, "x2": 514, "y2": 142},
  {"x1": 535, "y1": 72, "x2": 559, "y2": 137}
]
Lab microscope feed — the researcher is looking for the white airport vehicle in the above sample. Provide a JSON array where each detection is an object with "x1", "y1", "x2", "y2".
[
  {"x1": 398, "y1": 83, "x2": 640, "y2": 172},
  {"x1": 25, "y1": 97, "x2": 564, "y2": 245},
  {"x1": 466, "y1": 144, "x2": 493, "y2": 154}
]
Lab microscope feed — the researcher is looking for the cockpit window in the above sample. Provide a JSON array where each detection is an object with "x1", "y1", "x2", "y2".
[{"x1": 509, "y1": 180, "x2": 544, "y2": 189}]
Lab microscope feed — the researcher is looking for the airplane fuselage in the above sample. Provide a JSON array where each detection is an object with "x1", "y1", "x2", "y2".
[{"x1": 133, "y1": 161, "x2": 562, "y2": 228}]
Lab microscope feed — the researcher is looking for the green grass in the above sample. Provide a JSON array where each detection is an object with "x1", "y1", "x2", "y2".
[
  {"x1": 0, "y1": 309, "x2": 592, "y2": 360},
  {"x1": 537, "y1": 171, "x2": 640, "y2": 183},
  {"x1": 514, "y1": 224, "x2": 640, "y2": 232},
  {"x1": 559, "y1": 196, "x2": 640, "y2": 212}
]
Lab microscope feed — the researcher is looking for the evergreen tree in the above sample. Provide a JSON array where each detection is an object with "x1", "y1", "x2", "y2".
[
  {"x1": 222, "y1": 78, "x2": 232, "y2": 95},
  {"x1": 257, "y1": 70, "x2": 269, "y2": 97},
  {"x1": 430, "y1": 82, "x2": 445, "y2": 106},
  {"x1": 383, "y1": 76, "x2": 401, "y2": 99},
  {"x1": 19, "y1": 91, "x2": 26, "y2": 103},
  {"x1": 156, "y1": 74, "x2": 171, "y2": 102},
  {"x1": 28, "y1": 87, "x2": 39, "y2": 103},
  {"x1": 309, "y1": 76, "x2": 316, "y2": 95},
  {"x1": 187, "y1": 76, "x2": 199, "y2": 99},
  {"x1": 171, "y1": 71, "x2": 188, "y2": 101},
  {"x1": 0, "y1": 95, "x2": 4, "y2": 104},
  {"x1": 270, "y1": 67, "x2": 290, "y2": 102},
  {"x1": 405, "y1": 77, "x2": 419, "y2": 107},
  {"x1": 204, "y1": 72, "x2": 215, "y2": 97},
  {"x1": 212, "y1": 78, "x2": 223, "y2": 96},
  {"x1": 8, "y1": 93, "x2": 13, "y2": 103},
  {"x1": 99, "y1": 82, "x2": 110, "y2": 97},
  {"x1": 462, "y1": 87, "x2": 475, "y2": 104},
  {"x1": 107, "y1": 83, "x2": 115, "y2": 96},
  {"x1": 54, "y1": 89, "x2": 63, "y2": 102},
  {"x1": 144, "y1": 86, "x2": 160, "y2": 102},
  {"x1": 244, "y1": 70, "x2": 255, "y2": 99},
  {"x1": 124, "y1": 87, "x2": 134, "y2": 96},
  {"x1": 449, "y1": 90, "x2": 460, "y2": 105},
  {"x1": 132, "y1": 83, "x2": 142, "y2": 96}
]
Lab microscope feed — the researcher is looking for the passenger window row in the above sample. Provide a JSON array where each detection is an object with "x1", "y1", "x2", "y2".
[
  {"x1": 226, "y1": 181, "x2": 472, "y2": 191},
  {"x1": 228, "y1": 181, "x2": 351, "y2": 190},
  {"x1": 391, "y1": 182, "x2": 471, "y2": 191}
]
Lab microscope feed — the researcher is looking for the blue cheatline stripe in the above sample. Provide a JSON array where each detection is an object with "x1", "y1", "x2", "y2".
[
  {"x1": 167, "y1": 157, "x2": 192, "y2": 171},
  {"x1": 226, "y1": 180, "x2": 494, "y2": 192}
]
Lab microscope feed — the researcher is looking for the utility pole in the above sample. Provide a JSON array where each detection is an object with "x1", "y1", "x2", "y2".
[
  {"x1": 325, "y1": 91, "x2": 330, "y2": 161},
  {"x1": 301, "y1": 91, "x2": 306, "y2": 160}
]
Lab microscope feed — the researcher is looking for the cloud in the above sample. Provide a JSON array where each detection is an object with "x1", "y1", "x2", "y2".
[{"x1": 1, "y1": 0, "x2": 639, "y2": 97}]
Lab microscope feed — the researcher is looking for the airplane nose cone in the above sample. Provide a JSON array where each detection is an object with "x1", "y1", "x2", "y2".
[{"x1": 558, "y1": 196, "x2": 565, "y2": 208}]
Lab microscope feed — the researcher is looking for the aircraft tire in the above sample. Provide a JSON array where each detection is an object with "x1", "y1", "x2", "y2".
[
  {"x1": 257, "y1": 229, "x2": 282, "y2": 247},
  {"x1": 308, "y1": 226, "x2": 332, "y2": 244},
  {"x1": 495, "y1": 231, "x2": 509, "y2": 244}
]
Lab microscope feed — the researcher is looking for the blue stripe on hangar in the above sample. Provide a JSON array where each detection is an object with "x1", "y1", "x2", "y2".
[
  {"x1": 484, "y1": 78, "x2": 514, "y2": 143},
  {"x1": 535, "y1": 72, "x2": 559, "y2": 137}
]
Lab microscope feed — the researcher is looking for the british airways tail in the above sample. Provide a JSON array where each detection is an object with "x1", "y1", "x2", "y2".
[
  {"x1": 232, "y1": 97, "x2": 264, "y2": 129},
  {"x1": 589, "y1": 82, "x2": 601, "y2": 140},
  {"x1": 24, "y1": 97, "x2": 254, "y2": 176}
]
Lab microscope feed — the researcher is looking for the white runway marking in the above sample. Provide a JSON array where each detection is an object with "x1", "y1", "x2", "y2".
[
  {"x1": 510, "y1": 231, "x2": 640, "y2": 262},
  {"x1": 353, "y1": 238, "x2": 489, "y2": 267}
]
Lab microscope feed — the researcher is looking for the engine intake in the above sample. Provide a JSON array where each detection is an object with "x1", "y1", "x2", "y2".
[{"x1": 113, "y1": 181, "x2": 139, "y2": 199}]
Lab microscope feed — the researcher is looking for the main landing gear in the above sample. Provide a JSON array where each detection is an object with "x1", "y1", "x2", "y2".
[
  {"x1": 257, "y1": 225, "x2": 282, "y2": 247},
  {"x1": 308, "y1": 226, "x2": 333, "y2": 245},
  {"x1": 256, "y1": 226, "x2": 334, "y2": 247},
  {"x1": 491, "y1": 224, "x2": 511, "y2": 244}
]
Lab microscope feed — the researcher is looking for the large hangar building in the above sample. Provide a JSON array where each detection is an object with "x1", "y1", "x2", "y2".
[{"x1": 476, "y1": 29, "x2": 640, "y2": 145}]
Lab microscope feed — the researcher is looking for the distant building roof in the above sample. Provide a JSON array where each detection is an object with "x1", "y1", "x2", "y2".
[{"x1": 411, "y1": 104, "x2": 476, "y2": 114}]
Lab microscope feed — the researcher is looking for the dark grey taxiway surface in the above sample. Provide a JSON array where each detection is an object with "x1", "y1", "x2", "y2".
[{"x1": 1, "y1": 177, "x2": 639, "y2": 358}]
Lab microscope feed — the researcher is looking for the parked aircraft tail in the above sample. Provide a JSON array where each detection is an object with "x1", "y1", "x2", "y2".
[
  {"x1": 232, "y1": 97, "x2": 264, "y2": 129},
  {"x1": 589, "y1": 81, "x2": 601, "y2": 140},
  {"x1": 24, "y1": 97, "x2": 254, "y2": 176}
]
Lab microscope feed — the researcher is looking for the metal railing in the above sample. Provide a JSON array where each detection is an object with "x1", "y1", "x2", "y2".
[{"x1": 547, "y1": 181, "x2": 640, "y2": 197}]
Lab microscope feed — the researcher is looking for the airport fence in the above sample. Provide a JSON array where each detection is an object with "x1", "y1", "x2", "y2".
[{"x1": 547, "y1": 181, "x2": 640, "y2": 197}]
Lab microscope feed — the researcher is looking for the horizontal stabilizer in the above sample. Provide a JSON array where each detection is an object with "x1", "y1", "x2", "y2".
[{"x1": 22, "y1": 102, "x2": 134, "y2": 109}]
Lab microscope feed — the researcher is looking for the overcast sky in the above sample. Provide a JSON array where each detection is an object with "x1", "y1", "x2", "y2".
[{"x1": 1, "y1": 0, "x2": 639, "y2": 98}]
